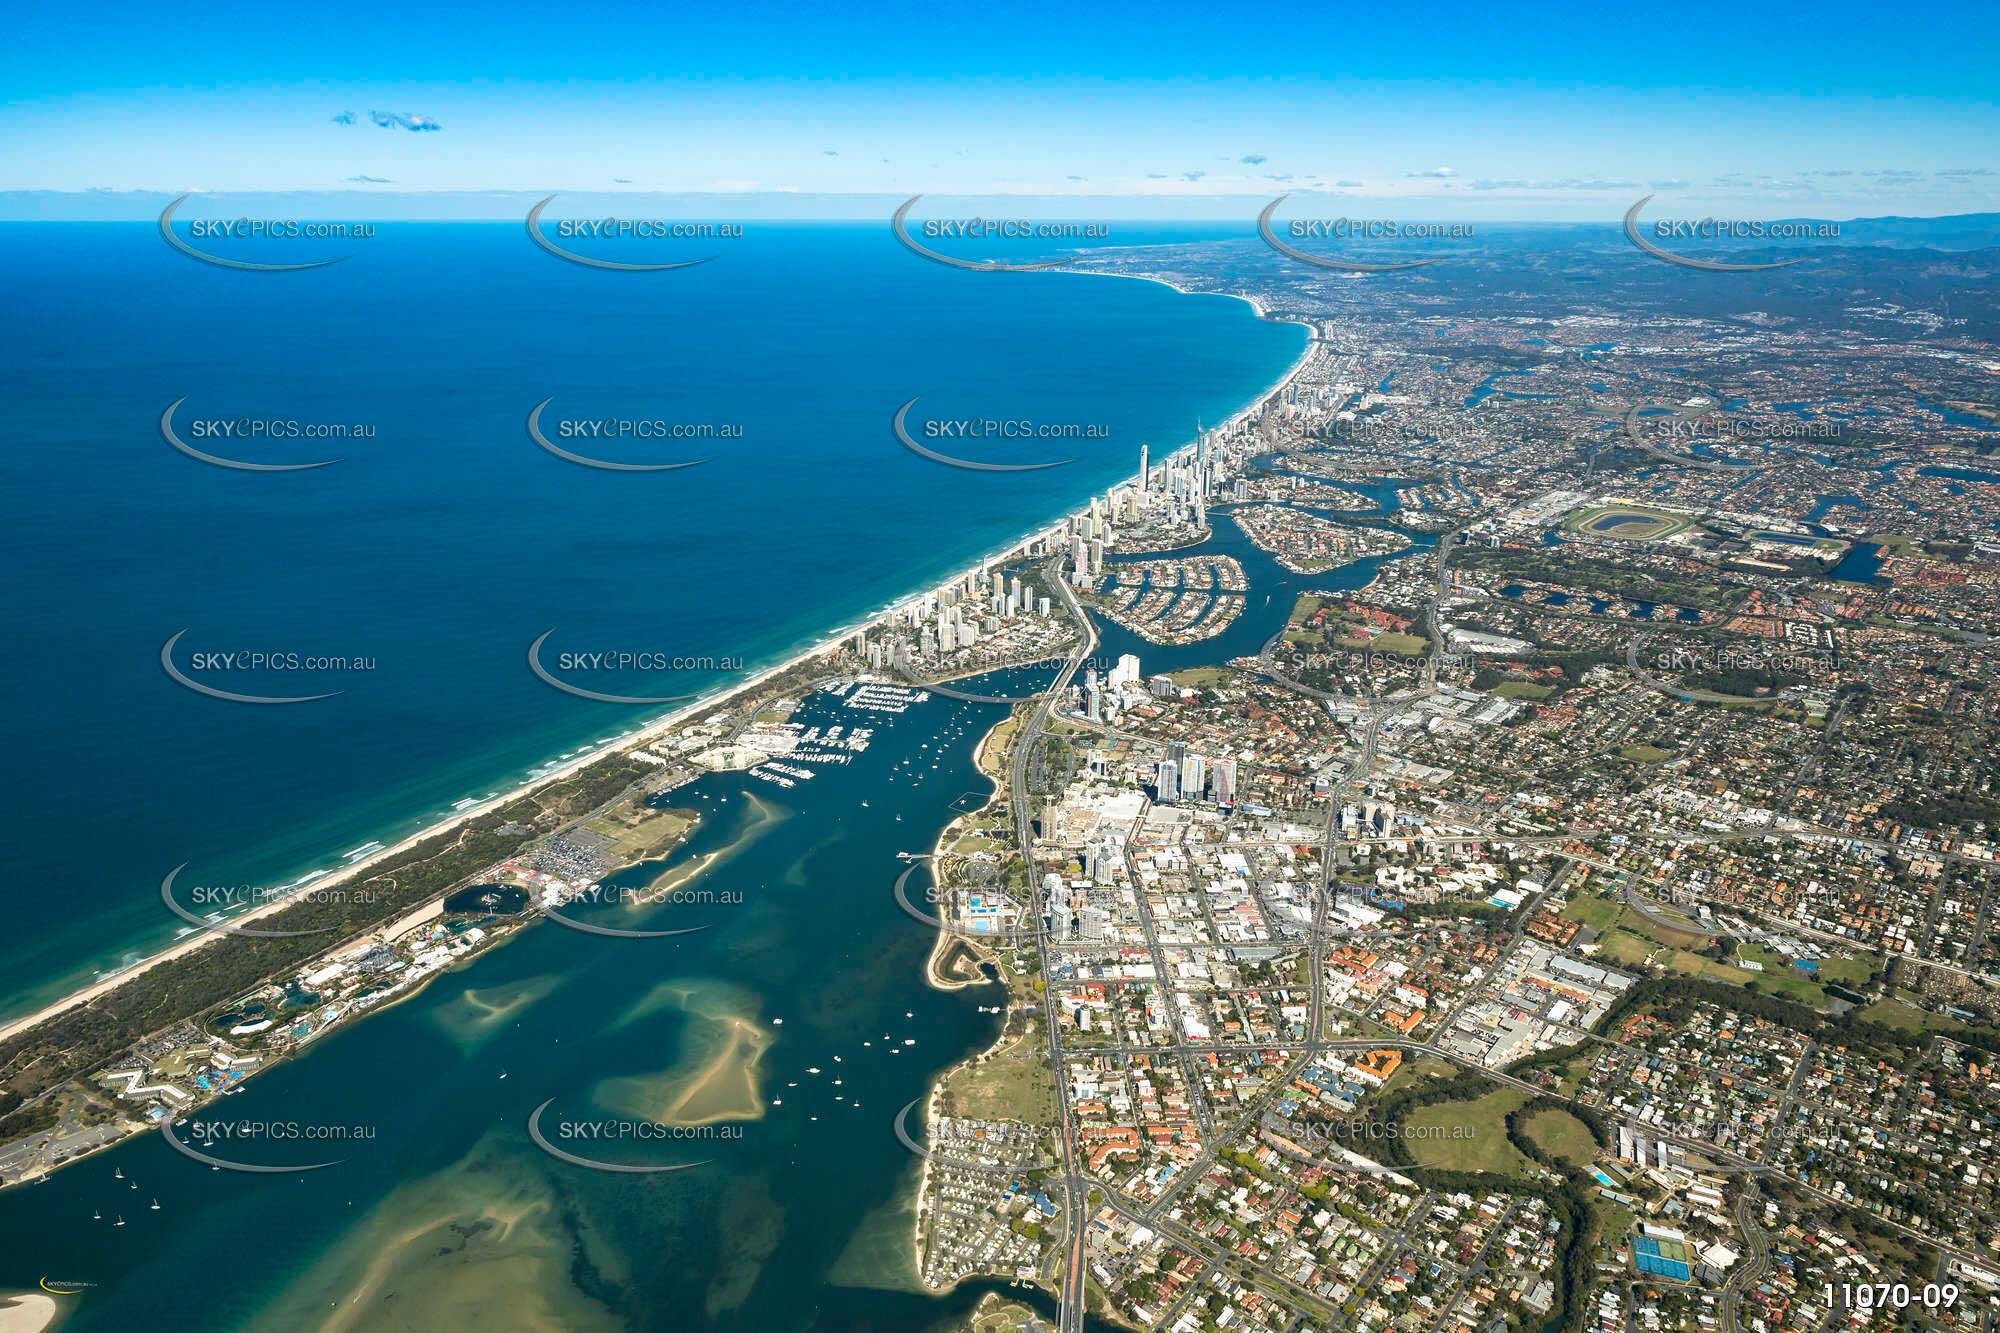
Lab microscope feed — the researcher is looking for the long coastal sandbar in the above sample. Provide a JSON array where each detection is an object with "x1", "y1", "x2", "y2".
[{"x1": 0, "y1": 282, "x2": 1314, "y2": 1064}]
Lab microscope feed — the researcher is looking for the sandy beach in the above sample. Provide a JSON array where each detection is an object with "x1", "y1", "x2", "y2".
[
  {"x1": 0, "y1": 1292, "x2": 56, "y2": 1333},
  {"x1": 0, "y1": 533, "x2": 1060, "y2": 1048},
  {"x1": 0, "y1": 271, "x2": 1315, "y2": 1059}
]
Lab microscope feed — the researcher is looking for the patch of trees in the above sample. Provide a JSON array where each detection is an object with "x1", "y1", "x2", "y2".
[
  {"x1": 0, "y1": 753, "x2": 652, "y2": 1137},
  {"x1": 1502, "y1": 1099, "x2": 1604, "y2": 1333},
  {"x1": 1351, "y1": 1061, "x2": 1607, "y2": 1331},
  {"x1": 1454, "y1": 548, "x2": 1746, "y2": 614},
  {"x1": 1395, "y1": 901, "x2": 1510, "y2": 926},
  {"x1": 1681, "y1": 665, "x2": 1808, "y2": 697},
  {"x1": 1594, "y1": 975, "x2": 2000, "y2": 1063},
  {"x1": 1396, "y1": 1154, "x2": 1595, "y2": 1333},
  {"x1": 1881, "y1": 792, "x2": 2000, "y2": 831}
]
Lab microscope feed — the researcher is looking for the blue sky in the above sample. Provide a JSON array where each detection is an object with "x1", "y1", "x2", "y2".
[{"x1": 3, "y1": 0, "x2": 1995, "y2": 217}]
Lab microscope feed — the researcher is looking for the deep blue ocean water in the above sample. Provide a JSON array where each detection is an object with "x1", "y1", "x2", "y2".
[
  {"x1": 0, "y1": 682, "x2": 1115, "y2": 1331},
  {"x1": 0, "y1": 222, "x2": 1304, "y2": 1017}
]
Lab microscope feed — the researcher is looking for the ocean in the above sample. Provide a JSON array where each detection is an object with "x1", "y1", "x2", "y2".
[
  {"x1": 0, "y1": 219, "x2": 1320, "y2": 1329},
  {"x1": 0, "y1": 220, "x2": 1303, "y2": 1018},
  {"x1": 0, "y1": 481, "x2": 1428, "y2": 1333},
  {"x1": 0, "y1": 684, "x2": 1093, "y2": 1329}
]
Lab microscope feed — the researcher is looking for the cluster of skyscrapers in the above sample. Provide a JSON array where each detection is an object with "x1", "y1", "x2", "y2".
[
  {"x1": 1074, "y1": 652, "x2": 1144, "y2": 723},
  {"x1": 1043, "y1": 869, "x2": 1114, "y2": 944},
  {"x1": 1155, "y1": 740, "x2": 1236, "y2": 807},
  {"x1": 1066, "y1": 431, "x2": 1249, "y2": 588},
  {"x1": 1339, "y1": 797, "x2": 1399, "y2": 838},
  {"x1": 860, "y1": 421, "x2": 1263, "y2": 674},
  {"x1": 862, "y1": 567, "x2": 1056, "y2": 670}
]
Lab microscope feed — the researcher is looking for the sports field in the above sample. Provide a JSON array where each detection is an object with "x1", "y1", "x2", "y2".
[{"x1": 1562, "y1": 503, "x2": 1694, "y2": 542}]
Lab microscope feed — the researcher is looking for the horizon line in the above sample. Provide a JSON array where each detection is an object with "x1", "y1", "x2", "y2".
[{"x1": 3, "y1": 189, "x2": 1996, "y2": 228}]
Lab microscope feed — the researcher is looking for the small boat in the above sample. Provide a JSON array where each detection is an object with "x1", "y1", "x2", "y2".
[
  {"x1": 150, "y1": 1199, "x2": 161, "y2": 1210},
  {"x1": 92, "y1": 1210, "x2": 101, "y2": 1220},
  {"x1": 114, "y1": 1215, "x2": 126, "y2": 1227},
  {"x1": 113, "y1": 1167, "x2": 124, "y2": 1180}
]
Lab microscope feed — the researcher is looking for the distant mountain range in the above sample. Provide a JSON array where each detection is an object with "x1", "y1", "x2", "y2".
[
  {"x1": 1, "y1": 190, "x2": 1997, "y2": 247},
  {"x1": 1771, "y1": 213, "x2": 2000, "y2": 249}
]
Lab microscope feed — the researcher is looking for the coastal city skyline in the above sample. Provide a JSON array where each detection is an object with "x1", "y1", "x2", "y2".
[{"x1": 3, "y1": 6, "x2": 1999, "y2": 1333}]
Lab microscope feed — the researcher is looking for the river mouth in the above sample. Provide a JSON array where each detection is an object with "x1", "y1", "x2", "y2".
[{"x1": 0, "y1": 685, "x2": 1024, "y2": 1330}]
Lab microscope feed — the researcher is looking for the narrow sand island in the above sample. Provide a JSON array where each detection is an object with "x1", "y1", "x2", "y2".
[
  {"x1": 597, "y1": 981, "x2": 773, "y2": 1127},
  {"x1": 249, "y1": 1134, "x2": 628, "y2": 1333},
  {"x1": 0, "y1": 1292, "x2": 56, "y2": 1333},
  {"x1": 0, "y1": 274, "x2": 1315, "y2": 1217}
]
